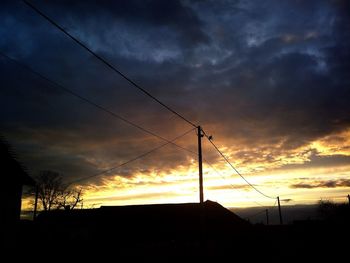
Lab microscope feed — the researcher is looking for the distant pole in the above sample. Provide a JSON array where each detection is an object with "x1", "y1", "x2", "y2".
[
  {"x1": 198, "y1": 126, "x2": 204, "y2": 204},
  {"x1": 347, "y1": 194, "x2": 350, "y2": 207},
  {"x1": 33, "y1": 185, "x2": 38, "y2": 220},
  {"x1": 265, "y1": 209, "x2": 269, "y2": 225},
  {"x1": 277, "y1": 196, "x2": 283, "y2": 225}
]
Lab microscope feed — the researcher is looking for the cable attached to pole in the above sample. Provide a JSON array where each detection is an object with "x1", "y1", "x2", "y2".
[
  {"x1": 68, "y1": 127, "x2": 195, "y2": 185},
  {"x1": 0, "y1": 51, "x2": 196, "y2": 156},
  {"x1": 23, "y1": 0, "x2": 197, "y2": 129},
  {"x1": 202, "y1": 129, "x2": 276, "y2": 199}
]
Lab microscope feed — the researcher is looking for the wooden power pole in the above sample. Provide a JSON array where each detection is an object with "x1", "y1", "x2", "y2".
[
  {"x1": 277, "y1": 196, "x2": 283, "y2": 225},
  {"x1": 265, "y1": 209, "x2": 269, "y2": 225},
  {"x1": 198, "y1": 126, "x2": 204, "y2": 204},
  {"x1": 33, "y1": 185, "x2": 38, "y2": 220},
  {"x1": 197, "y1": 126, "x2": 206, "y2": 253}
]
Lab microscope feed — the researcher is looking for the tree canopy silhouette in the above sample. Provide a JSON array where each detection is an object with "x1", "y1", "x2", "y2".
[
  {"x1": 34, "y1": 170, "x2": 83, "y2": 211},
  {"x1": 318, "y1": 199, "x2": 350, "y2": 224}
]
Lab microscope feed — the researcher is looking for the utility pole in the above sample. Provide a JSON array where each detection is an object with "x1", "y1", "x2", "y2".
[
  {"x1": 265, "y1": 209, "x2": 269, "y2": 225},
  {"x1": 197, "y1": 126, "x2": 204, "y2": 204},
  {"x1": 277, "y1": 196, "x2": 283, "y2": 225},
  {"x1": 197, "y1": 126, "x2": 206, "y2": 254},
  {"x1": 347, "y1": 194, "x2": 350, "y2": 207},
  {"x1": 33, "y1": 185, "x2": 38, "y2": 220}
]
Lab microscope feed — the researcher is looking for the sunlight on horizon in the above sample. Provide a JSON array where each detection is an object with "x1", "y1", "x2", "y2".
[{"x1": 21, "y1": 129, "x2": 350, "y2": 213}]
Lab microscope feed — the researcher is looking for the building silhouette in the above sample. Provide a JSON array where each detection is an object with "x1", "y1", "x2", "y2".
[{"x1": 0, "y1": 138, "x2": 35, "y2": 226}]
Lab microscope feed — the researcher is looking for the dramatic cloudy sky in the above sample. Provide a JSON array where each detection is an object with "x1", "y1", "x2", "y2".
[{"x1": 1, "y1": 0, "x2": 350, "y2": 208}]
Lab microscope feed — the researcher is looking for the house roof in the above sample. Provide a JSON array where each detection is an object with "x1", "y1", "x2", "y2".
[{"x1": 37, "y1": 200, "x2": 251, "y2": 239}]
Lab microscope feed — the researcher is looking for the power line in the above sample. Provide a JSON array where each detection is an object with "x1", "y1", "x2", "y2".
[
  {"x1": 204, "y1": 160, "x2": 265, "y2": 207},
  {"x1": 2, "y1": 48, "x2": 278, "y2": 203},
  {"x1": 14, "y1": 0, "x2": 284, "y2": 205},
  {"x1": 243, "y1": 199, "x2": 276, "y2": 220},
  {"x1": 202, "y1": 130, "x2": 276, "y2": 199},
  {"x1": 23, "y1": 0, "x2": 197, "y2": 129},
  {"x1": 0, "y1": 51, "x2": 196, "y2": 156},
  {"x1": 68, "y1": 127, "x2": 195, "y2": 185}
]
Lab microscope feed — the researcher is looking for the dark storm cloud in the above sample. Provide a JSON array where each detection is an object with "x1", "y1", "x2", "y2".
[
  {"x1": 190, "y1": 0, "x2": 350, "y2": 140},
  {"x1": 281, "y1": 151, "x2": 350, "y2": 171},
  {"x1": 45, "y1": 0, "x2": 210, "y2": 48},
  {"x1": 290, "y1": 179, "x2": 350, "y2": 189},
  {"x1": 1, "y1": 0, "x2": 349, "y2": 184},
  {"x1": 4, "y1": 123, "x2": 196, "y2": 184}
]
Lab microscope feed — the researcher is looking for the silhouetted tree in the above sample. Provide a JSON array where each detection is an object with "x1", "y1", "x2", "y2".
[
  {"x1": 34, "y1": 170, "x2": 83, "y2": 211},
  {"x1": 318, "y1": 199, "x2": 350, "y2": 223},
  {"x1": 57, "y1": 187, "x2": 83, "y2": 210}
]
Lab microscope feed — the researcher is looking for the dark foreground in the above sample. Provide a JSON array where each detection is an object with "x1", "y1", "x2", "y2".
[{"x1": 3, "y1": 201, "x2": 349, "y2": 261}]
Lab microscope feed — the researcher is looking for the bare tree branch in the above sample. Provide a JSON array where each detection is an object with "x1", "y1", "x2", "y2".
[{"x1": 34, "y1": 170, "x2": 84, "y2": 212}]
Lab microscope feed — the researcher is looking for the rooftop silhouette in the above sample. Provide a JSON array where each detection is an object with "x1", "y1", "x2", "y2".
[{"x1": 37, "y1": 200, "x2": 250, "y2": 240}]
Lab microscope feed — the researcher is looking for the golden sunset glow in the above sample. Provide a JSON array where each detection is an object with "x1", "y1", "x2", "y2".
[{"x1": 20, "y1": 126, "x2": 350, "y2": 214}]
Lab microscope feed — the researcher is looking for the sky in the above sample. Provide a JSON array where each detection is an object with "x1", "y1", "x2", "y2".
[{"x1": 1, "y1": 0, "x2": 350, "y2": 209}]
